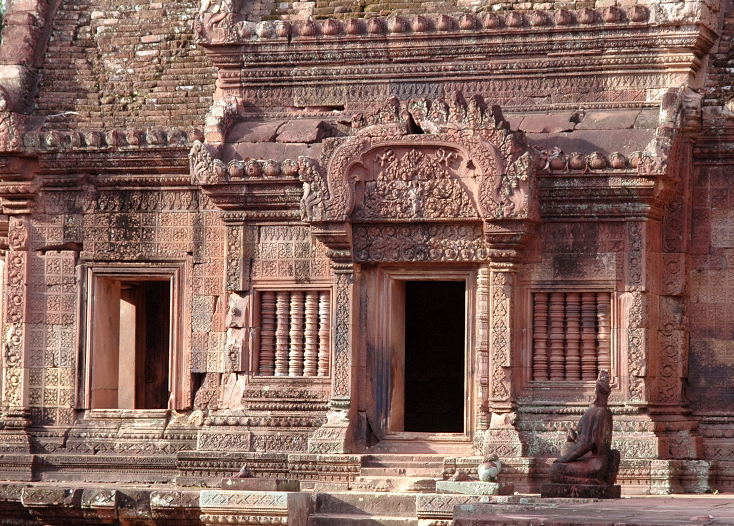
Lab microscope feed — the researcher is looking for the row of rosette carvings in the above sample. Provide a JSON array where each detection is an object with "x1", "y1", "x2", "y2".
[
  {"x1": 11, "y1": 129, "x2": 671, "y2": 174},
  {"x1": 195, "y1": 2, "x2": 720, "y2": 45},
  {"x1": 202, "y1": 7, "x2": 651, "y2": 42}
]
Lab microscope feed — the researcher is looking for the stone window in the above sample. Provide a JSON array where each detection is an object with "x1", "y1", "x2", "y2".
[
  {"x1": 254, "y1": 289, "x2": 330, "y2": 377},
  {"x1": 531, "y1": 291, "x2": 611, "y2": 382},
  {"x1": 82, "y1": 264, "x2": 187, "y2": 410}
]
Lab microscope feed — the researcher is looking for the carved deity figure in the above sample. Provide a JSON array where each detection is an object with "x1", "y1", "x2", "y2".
[{"x1": 549, "y1": 370, "x2": 620, "y2": 485}]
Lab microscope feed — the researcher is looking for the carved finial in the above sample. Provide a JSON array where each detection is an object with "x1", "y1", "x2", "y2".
[{"x1": 189, "y1": 140, "x2": 225, "y2": 185}]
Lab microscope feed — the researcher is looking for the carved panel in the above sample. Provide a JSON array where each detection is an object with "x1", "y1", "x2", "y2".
[
  {"x1": 226, "y1": 225, "x2": 243, "y2": 291},
  {"x1": 353, "y1": 224, "x2": 487, "y2": 263},
  {"x1": 332, "y1": 272, "x2": 353, "y2": 399},
  {"x1": 489, "y1": 269, "x2": 512, "y2": 405},
  {"x1": 248, "y1": 225, "x2": 329, "y2": 282}
]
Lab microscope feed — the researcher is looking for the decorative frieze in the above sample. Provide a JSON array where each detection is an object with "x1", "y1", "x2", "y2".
[{"x1": 531, "y1": 291, "x2": 612, "y2": 381}]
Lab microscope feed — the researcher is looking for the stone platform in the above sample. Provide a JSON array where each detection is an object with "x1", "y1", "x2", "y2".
[{"x1": 454, "y1": 496, "x2": 734, "y2": 525}]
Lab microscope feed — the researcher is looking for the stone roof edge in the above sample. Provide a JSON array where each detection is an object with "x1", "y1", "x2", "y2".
[{"x1": 196, "y1": 0, "x2": 720, "y2": 46}]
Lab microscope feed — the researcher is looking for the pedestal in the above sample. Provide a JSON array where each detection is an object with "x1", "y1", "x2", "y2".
[
  {"x1": 436, "y1": 480, "x2": 514, "y2": 495},
  {"x1": 540, "y1": 483, "x2": 621, "y2": 499}
]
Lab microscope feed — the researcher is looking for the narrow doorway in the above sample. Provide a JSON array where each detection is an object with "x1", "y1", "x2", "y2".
[
  {"x1": 403, "y1": 281, "x2": 465, "y2": 433},
  {"x1": 91, "y1": 279, "x2": 171, "y2": 410}
]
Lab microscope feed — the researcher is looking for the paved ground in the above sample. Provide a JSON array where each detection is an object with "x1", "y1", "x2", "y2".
[{"x1": 454, "y1": 495, "x2": 734, "y2": 525}]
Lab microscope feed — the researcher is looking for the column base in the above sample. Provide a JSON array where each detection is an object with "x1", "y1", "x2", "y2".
[{"x1": 307, "y1": 408, "x2": 353, "y2": 454}]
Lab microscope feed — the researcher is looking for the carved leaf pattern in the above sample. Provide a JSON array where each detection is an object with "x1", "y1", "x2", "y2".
[{"x1": 353, "y1": 224, "x2": 486, "y2": 263}]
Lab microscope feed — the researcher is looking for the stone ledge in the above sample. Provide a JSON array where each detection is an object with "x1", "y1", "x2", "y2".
[{"x1": 435, "y1": 481, "x2": 514, "y2": 495}]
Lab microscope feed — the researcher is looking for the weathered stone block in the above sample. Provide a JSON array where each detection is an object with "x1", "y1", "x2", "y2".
[{"x1": 221, "y1": 478, "x2": 300, "y2": 491}]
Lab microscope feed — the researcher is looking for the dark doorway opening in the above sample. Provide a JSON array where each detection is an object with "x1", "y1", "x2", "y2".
[{"x1": 403, "y1": 281, "x2": 465, "y2": 433}]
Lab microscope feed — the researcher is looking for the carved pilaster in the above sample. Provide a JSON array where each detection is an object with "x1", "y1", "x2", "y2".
[
  {"x1": 225, "y1": 224, "x2": 244, "y2": 291},
  {"x1": 488, "y1": 266, "x2": 514, "y2": 411},
  {"x1": 626, "y1": 221, "x2": 648, "y2": 404},
  {"x1": 0, "y1": 216, "x2": 33, "y2": 478},
  {"x1": 476, "y1": 265, "x2": 490, "y2": 431},
  {"x1": 482, "y1": 263, "x2": 525, "y2": 457},
  {"x1": 308, "y1": 267, "x2": 356, "y2": 454}
]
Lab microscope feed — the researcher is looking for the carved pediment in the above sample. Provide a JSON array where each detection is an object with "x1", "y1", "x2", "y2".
[{"x1": 300, "y1": 93, "x2": 538, "y2": 225}]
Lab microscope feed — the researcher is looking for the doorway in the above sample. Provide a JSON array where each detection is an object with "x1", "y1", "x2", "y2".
[
  {"x1": 90, "y1": 278, "x2": 171, "y2": 410},
  {"x1": 403, "y1": 281, "x2": 465, "y2": 433}
]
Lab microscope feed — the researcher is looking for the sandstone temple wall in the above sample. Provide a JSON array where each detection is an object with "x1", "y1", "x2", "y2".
[{"x1": 0, "y1": 0, "x2": 731, "y2": 500}]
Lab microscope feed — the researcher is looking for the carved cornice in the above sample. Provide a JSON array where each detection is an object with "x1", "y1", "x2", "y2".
[
  {"x1": 189, "y1": 139, "x2": 303, "y2": 215},
  {"x1": 195, "y1": 2, "x2": 716, "y2": 116},
  {"x1": 537, "y1": 172, "x2": 675, "y2": 220},
  {"x1": 0, "y1": 157, "x2": 40, "y2": 215},
  {"x1": 196, "y1": 4, "x2": 719, "y2": 47},
  {"x1": 23, "y1": 127, "x2": 203, "y2": 153}
]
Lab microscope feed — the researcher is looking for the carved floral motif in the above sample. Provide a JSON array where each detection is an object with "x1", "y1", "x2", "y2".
[{"x1": 354, "y1": 148, "x2": 477, "y2": 220}]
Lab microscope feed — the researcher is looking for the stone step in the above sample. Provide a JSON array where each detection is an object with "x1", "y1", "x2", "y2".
[
  {"x1": 308, "y1": 513, "x2": 419, "y2": 526},
  {"x1": 352, "y1": 476, "x2": 438, "y2": 493},
  {"x1": 360, "y1": 467, "x2": 443, "y2": 477},
  {"x1": 313, "y1": 491, "x2": 417, "y2": 516}
]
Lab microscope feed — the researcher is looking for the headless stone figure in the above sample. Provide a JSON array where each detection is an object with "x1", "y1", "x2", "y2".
[{"x1": 549, "y1": 370, "x2": 620, "y2": 486}]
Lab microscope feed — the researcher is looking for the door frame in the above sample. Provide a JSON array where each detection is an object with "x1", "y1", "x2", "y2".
[{"x1": 364, "y1": 265, "x2": 477, "y2": 444}]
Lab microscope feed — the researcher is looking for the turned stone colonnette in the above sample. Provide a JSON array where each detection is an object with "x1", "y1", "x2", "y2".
[{"x1": 541, "y1": 370, "x2": 621, "y2": 498}]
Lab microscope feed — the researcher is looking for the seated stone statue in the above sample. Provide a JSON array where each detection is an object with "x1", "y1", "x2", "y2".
[{"x1": 549, "y1": 370, "x2": 620, "y2": 486}]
